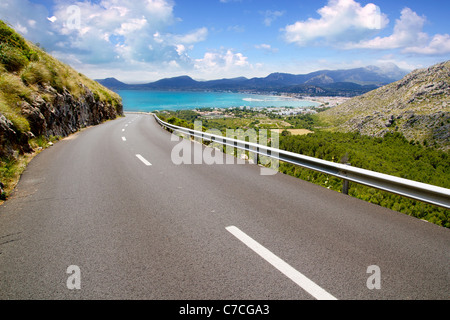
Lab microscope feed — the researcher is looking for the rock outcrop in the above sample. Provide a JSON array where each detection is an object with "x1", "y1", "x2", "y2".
[
  {"x1": 0, "y1": 84, "x2": 123, "y2": 159},
  {"x1": 0, "y1": 113, "x2": 31, "y2": 158}
]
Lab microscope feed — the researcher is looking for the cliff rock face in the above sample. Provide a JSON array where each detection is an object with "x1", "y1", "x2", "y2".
[
  {"x1": 0, "y1": 85, "x2": 123, "y2": 159},
  {"x1": 0, "y1": 114, "x2": 31, "y2": 158},
  {"x1": 23, "y1": 84, "x2": 121, "y2": 137},
  {"x1": 320, "y1": 61, "x2": 450, "y2": 150}
]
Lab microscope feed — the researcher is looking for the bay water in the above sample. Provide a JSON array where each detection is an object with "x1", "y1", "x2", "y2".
[{"x1": 118, "y1": 90, "x2": 320, "y2": 112}]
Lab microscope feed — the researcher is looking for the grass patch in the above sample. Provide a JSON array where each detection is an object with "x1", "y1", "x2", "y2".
[
  {"x1": 0, "y1": 96, "x2": 30, "y2": 133},
  {"x1": 0, "y1": 21, "x2": 36, "y2": 59},
  {"x1": 0, "y1": 72, "x2": 33, "y2": 102},
  {"x1": 272, "y1": 128, "x2": 313, "y2": 136},
  {"x1": 21, "y1": 61, "x2": 52, "y2": 86},
  {"x1": 29, "y1": 134, "x2": 60, "y2": 149},
  {"x1": 0, "y1": 134, "x2": 61, "y2": 203},
  {"x1": 0, "y1": 153, "x2": 33, "y2": 202},
  {"x1": 0, "y1": 43, "x2": 28, "y2": 72}
]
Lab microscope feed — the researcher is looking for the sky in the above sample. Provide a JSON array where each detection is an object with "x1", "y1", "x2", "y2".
[{"x1": 0, "y1": 0, "x2": 449, "y2": 83}]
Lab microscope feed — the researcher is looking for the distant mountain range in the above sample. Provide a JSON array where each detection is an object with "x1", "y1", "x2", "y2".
[{"x1": 96, "y1": 64, "x2": 409, "y2": 97}]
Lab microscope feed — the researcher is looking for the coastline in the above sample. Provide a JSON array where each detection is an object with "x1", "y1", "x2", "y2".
[{"x1": 119, "y1": 90, "x2": 325, "y2": 112}]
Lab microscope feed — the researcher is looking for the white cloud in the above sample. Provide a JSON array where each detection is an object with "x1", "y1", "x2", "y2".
[
  {"x1": 347, "y1": 7, "x2": 450, "y2": 55},
  {"x1": 3, "y1": 0, "x2": 175, "y2": 65},
  {"x1": 283, "y1": 0, "x2": 388, "y2": 46},
  {"x1": 255, "y1": 43, "x2": 279, "y2": 53},
  {"x1": 2, "y1": 0, "x2": 262, "y2": 80},
  {"x1": 196, "y1": 50, "x2": 249, "y2": 68},
  {"x1": 28, "y1": 20, "x2": 37, "y2": 28},
  {"x1": 227, "y1": 25, "x2": 245, "y2": 33},
  {"x1": 404, "y1": 34, "x2": 450, "y2": 55},
  {"x1": 0, "y1": 0, "x2": 210, "y2": 66},
  {"x1": 49, "y1": 0, "x2": 177, "y2": 62},
  {"x1": 194, "y1": 49, "x2": 250, "y2": 78},
  {"x1": 283, "y1": 1, "x2": 450, "y2": 57},
  {"x1": 14, "y1": 23, "x2": 28, "y2": 35},
  {"x1": 114, "y1": 18, "x2": 149, "y2": 36},
  {"x1": 347, "y1": 8, "x2": 428, "y2": 50},
  {"x1": 169, "y1": 27, "x2": 208, "y2": 44},
  {"x1": 262, "y1": 10, "x2": 285, "y2": 27},
  {"x1": 175, "y1": 44, "x2": 186, "y2": 56}
]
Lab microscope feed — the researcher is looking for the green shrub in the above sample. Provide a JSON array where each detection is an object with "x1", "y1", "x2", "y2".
[
  {"x1": 0, "y1": 21, "x2": 36, "y2": 59},
  {"x1": 0, "y1": 72, "x2": 33, "y2": 134},
  {"x1": 0, "y1": 72, "x2": 33, "y2": 102},
  {"x1": 21, "y1": 61, "x2": 52, "y2": 85},
  {"x1": 0, "y1": 98, "x2": 30, "y2": 133},
  {"x1": 30, "y1": 135, "x2": 48, "y2": 148},
  {"x1": 0, "y1": 155, "x2": 29, "y2": 199},
  {"x1": 0, "y1": 43, "x2": 28, "y2": 72}
]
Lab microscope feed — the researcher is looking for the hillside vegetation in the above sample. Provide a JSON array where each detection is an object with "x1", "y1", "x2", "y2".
[
  {"x1": 279, "y1": 131, "x2": 449, "y2": 228},
  {"x1": 318, "y1": 61, "x2": 450, "y2": 151},
  {"x1": 0, "y1": 20, "x2": 123, "y2": 199}
]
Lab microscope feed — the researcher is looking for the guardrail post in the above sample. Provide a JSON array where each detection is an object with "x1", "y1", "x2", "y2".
[
  {"x1": 342, "y1": 179, "x2": 349, "y2": 195},
  {"x1": 341, "y1": 162, "x2": 350, "y2": 195}
]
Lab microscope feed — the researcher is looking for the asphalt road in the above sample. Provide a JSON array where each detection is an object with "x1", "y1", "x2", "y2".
[{"x1": 0, "y1": 113, "x2": 449, "y2": 300}]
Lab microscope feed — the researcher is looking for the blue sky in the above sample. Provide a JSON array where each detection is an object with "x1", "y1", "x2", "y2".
[{"x1": 1, "y1": 0, "x2": 449, "y2": 82}]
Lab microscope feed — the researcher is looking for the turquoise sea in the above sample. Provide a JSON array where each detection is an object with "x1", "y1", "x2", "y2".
[{"x1": 118, "y1": 90, "x2": 320, "y2": 112}]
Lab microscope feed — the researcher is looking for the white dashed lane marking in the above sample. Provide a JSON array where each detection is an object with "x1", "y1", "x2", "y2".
[
  {"x1": 136, "y1": 154, "x2": 152, "y2": 166},
  {"x1": 226, "y1": 226, "x2": 337, "y2": 300}
]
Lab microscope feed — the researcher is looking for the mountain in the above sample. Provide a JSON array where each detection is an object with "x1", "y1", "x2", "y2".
[
  {"x1": 318, "y1": 60, "x2": 450, "y2": 150},
  {"x1": 143, "y1": 75, "x2": 199, "y2": 89},
  {"x1": 304, "y1": 65, "x2": 408, "y2": 85},
  {"x1": 366, "y1": 62, "x2": 410, "y2": 81},
  {"x1": 96, "y1": 77, "x2": 129, "y2": 90},
  {"x1": 96, "y1": 64, "x2": 409, "y2": 96}
]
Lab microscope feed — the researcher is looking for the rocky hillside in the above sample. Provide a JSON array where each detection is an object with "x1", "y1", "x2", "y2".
[
  {"x1": 319, "y1": 61, "x2": 450, "y2": 151},
  {"x1": 0, "y1": 20, "x2": 123, "y2": 160}
]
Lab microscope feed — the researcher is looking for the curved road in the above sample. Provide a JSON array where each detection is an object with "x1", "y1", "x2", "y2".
[{"x1": 0, "y1": 113, "x2": 449, "y2": 300}]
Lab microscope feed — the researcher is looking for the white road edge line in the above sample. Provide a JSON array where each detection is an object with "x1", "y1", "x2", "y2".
[
  {"x1": 136, "y1": 154, "x2": 152, "y2": 166},
  {"x1": 225, "y1": 226, "x2": 337, "y2": 300},
  {"x1": 122, "y1": 137, "x2": 127, "y2": 141}
]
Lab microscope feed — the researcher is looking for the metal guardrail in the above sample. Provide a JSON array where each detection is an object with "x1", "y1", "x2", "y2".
[{"x1": 153, "y1": 113, "x2": 450, "y2": 209}]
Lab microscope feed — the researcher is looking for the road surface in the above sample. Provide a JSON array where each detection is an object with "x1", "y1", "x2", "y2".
[{"x1": 0, "y1": 113, "x2": 449, "y2": 300}]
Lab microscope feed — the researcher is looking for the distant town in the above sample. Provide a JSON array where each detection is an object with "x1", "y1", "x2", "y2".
[{"x1": 192, "y1": 95, "x2": 351, "y2": 118}]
